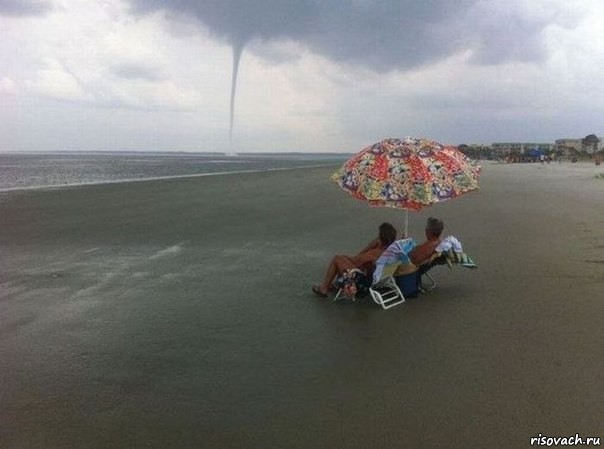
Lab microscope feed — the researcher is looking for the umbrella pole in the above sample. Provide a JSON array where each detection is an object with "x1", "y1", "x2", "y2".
[{"x1": 404, "y1": 210, "x2": 409, "y2": 238}]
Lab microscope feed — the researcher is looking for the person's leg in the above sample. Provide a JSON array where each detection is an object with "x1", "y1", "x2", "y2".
[{"x1": 318, "y1": 255, "x2": 354, "y2": 294}]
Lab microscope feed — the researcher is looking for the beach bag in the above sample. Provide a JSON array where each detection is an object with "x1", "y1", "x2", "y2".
[{"x1": 335, "y1": 268, "x2": 371, "y2": 299}]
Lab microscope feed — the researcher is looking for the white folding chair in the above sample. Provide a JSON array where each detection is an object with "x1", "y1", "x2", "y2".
[{"x1": 368, "y1": 262, "x2": 406, "y2": 310}]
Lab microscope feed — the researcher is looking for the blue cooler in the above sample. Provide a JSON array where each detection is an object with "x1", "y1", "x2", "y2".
[{"x1": 395, "y1": 272, "x2": 420, "y2": 298}]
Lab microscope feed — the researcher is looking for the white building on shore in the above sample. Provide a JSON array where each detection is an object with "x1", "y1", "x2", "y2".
[
  {"x1": 555, "y1": 138, "x2": 601, "y2": 154},
  {"x1": 491, "y1": 142, "x2": 555, "y2": 156},
  {"x1": 489, "y1": 137, "x2": 601, "y2": 157}
]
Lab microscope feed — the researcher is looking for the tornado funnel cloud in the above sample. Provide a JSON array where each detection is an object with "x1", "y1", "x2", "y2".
[{"x1": 229, "y1": 41, "x2": 244, "y2": 142}]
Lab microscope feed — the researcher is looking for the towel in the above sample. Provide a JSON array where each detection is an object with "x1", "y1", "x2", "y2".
[
  {"x1": 435, "y1": 235, "x2": 463, "y2": 253},
  {"x1": 434, "y1": 235, "x2": 478, "y2": 269},
  {"x1": 373, "y1": 238, "x2": 416, "y2": 283},
  {"x1": 443, "y1": 249, "x2": 478, "y2": 269}
]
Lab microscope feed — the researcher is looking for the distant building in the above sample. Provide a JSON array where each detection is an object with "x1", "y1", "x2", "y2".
[
  {"x1": 491, "y1": 143, "x2": 521, "y2": 155},
  {"x1": 555, "y1": 138, "x2": 582, "y2": 155},
  {"x1": 471, "y1": 137, "x2": 602, "y2": 159},
  {"x1": 491, "y1": 142, "x2": 555, "y2": 156},
  {"x1": 555, "y1": 138, "x2": 602, "y2": 155}
]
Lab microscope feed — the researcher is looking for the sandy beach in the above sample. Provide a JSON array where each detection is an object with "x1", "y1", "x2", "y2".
[{"x1": 1, "y1": 162, "x2": 603, "y2": 448}]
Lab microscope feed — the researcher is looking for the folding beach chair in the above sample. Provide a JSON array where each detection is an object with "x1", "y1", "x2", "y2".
[
  {"x1": 368, "y1": 262, "x2": 407, "y2": 310},
  {"x1": 369, "y1": 261, "x2": 440, "y2": 309},
  {"x1": 420, "y1": 272, "x2": 437, "y2": 292},
  {"x1": 415, "y1": 248, "x2": 476, "y2": 292}
]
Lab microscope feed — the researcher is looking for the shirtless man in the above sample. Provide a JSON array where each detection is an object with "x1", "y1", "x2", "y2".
[{"x1": 408, "y1": 217, "x2": 445, "y2": 267}]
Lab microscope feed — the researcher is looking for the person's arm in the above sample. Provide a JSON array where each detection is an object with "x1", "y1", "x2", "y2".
[
  {"x1": 355, "y1": 238, "x2": 380, "y2": 256},
  {"x1": 351, "y1": 248, "x2": 381, "y2": 267},
  {"x1": 408, "y1": 241, "x2": 438, "y2": 266}
]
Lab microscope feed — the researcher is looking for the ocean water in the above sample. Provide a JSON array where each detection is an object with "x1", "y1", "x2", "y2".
[{"x1": 0, "y1": 152, "x2": 348, "y2": 191}]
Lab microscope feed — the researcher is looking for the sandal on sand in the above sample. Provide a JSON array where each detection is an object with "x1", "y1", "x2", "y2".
[{"x1": 312, "y1": 285, "x2": 328, "y2": 298}]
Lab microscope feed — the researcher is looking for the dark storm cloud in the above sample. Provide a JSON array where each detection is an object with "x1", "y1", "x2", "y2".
[
  {"x1": 463, "y1": 2, "x2": 558, "y2": 65},
  {"x1": 129, "y1": 0, "x2": 319, "y2": 47},
  {"x1": 126, "y1": 0, "x2": 570, "y2": 70},
  {"x1": 0, "y1": 0, "x2": 53, "y2": 17}
]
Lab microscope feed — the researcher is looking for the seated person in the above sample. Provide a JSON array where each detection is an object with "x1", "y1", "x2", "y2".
[
  {"x1": 408, "y1": 216, "x2": 446, "y2": 274},
  {"x1": 312, "y1": 222, "x2": 397, "y2": 297},
  {"x1": 392, "y1": 217, "x2": 445, "y2": 296},
  {"x1": 389, "y1": 217, "x2": 445, "y2": 278}
]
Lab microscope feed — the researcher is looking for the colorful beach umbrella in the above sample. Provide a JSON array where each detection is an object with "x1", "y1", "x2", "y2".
[{"x1": 331, "y1": 137, "x2": 480, "y2": 234}]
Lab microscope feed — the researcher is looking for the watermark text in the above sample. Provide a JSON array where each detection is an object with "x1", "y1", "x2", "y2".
[{"x1": 531, "y1": 433, "x2": 600, "y2": 446}]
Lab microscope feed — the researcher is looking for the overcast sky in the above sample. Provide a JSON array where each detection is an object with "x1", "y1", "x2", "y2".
[{"x1": 1, "y1": 0, "x2": 603, "y2": 153}]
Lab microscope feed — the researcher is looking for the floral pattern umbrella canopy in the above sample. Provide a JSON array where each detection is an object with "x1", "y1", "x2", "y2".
[{"x1": 331, "y1": 137, "x2": 480, "y2": 212}]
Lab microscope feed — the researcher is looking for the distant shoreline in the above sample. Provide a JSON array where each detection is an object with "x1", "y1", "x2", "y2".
[
  {"x1": 0, "y1": 149, "x2": 354, "y2": 157},
  {"x1": 0, "y1": 164, "x2": 338, "y2": 194},
  {"x1": 0, "y1": 151, "x2": 349, "y2": 192}
]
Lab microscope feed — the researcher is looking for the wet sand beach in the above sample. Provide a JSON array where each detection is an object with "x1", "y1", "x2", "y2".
[{"x1": 1, "y1": 162, "x2": 603, "y2": 448}]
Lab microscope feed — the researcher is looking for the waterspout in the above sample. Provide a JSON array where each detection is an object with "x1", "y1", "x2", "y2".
[{"x1": 229, "y1": 41, "x2": 245, "y2": 143}]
